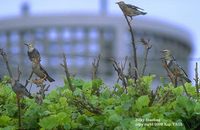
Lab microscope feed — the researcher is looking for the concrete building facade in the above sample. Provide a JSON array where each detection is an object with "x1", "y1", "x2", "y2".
[{"x1": 0, "y1": 14, "x2": 192, "y2": 84}]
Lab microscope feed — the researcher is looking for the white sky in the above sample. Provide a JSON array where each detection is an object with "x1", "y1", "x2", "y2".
[{"x1": 0, "y1": 0, "x2": 200, "y2": 80}]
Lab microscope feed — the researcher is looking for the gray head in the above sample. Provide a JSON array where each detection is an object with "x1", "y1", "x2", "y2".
[
  {"x1": 116, "y1": 1, "x2": 125, "y2": 5},
  {"x1": 161, "y1": 49, "x2": 172, "y2": 60},
  {"x1": 161, "y1": 49, "x2": 171, "y2": 55},
  {"x1": 24, "y1": 43, "x2": 34, "y2": 51}
]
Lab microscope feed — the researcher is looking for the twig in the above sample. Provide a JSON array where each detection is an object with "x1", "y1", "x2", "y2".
[
  {"x1": 92, "y1": 55, "x2": 101, "y2": 80},
  {"x1": 74, "y1": 95, "x2": 102, "y2": 115},
  {"x1": 111, "y1": 58, "x2": 128, "y2": 93},
  {"x1": 181, "y1": 80, "x2": 189, "y2": 97},
  {"x1": 162, "y1": 61, "x2": 176, "y2": 86},
  {"x1": 28, "y1": 83, "x2": 33, "y2": 93},
  {"x1": 60, "y1": 53, "x2": 74, "y2": 91},
  {"x1": 141, "y1": 38, "x2": 152, "y2": 76},
  {"x1": 123, "y1": 14, "x2": 138, "y2": 81},
  {"x1": 194, "y1": 62, "x2": 199, "y2": 97},
  {"x1": 35, "y1": 83, "x2": 50, "y2": 105},
  {"x1": 16, "y1": 96, "x2": 22, "y2": 129},
  {"x1": 0, "y1": 48, "x2": 13, "y2": 78},
  {"x1": 24, "y1": 71, "x2": 33, "y2": 87},
  {"x1": 17, "y1": 66, "x2": 22, "y2": 81}
]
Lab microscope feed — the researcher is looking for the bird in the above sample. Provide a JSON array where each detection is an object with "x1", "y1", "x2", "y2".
[
  {"x1": 161, "y1": 49, "x2": 191, "y2": 83},
  {"x1": 10, "y1": 79, "x2": 33, "y2": 98},
  {"x1": 32, "y1": 58, "x2": 55, "y2": 83},
  {"x1": 116, "y1": 1, "x2": 147, "y2": 19},
  {"x1": 24, "y1": 43, "x2": 41, "y2": 62}
]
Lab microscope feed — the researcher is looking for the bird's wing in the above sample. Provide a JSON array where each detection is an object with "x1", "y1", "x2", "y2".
[
  {"x1": 34, "y1": 49, "x2": 41, "y2": 58},
  {"x1": 27, "y1": 51, "x2": 32, "y2": 60},
  {"x1": 172, "y1": 59, "x2": 189, "y2": 77},
  {"x1": 39, "y1": 64, "x2": 49, "y2": 76},
  {"x1": 126, "y1": 4, "x2": 144, "y2": 10},
  {"x1": 177, "y1": 64, "x2": 189, "y2": 77}
]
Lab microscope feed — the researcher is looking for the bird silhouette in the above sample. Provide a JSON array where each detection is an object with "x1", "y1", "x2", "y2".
[
  {"x1": 32, "y1": 58, "x2": 55, "y2": 83},
  {"x1": 10, "y1": 79, "x2": 33, "y2": 98},
  {"x1": 25, "y1": 43, "x2": 41, "y2": 62},
  {"x1": 161, "y1": 49, "x2": 191, "y2": 83},
  {"x1": 116, "y1": 1, "x2": 147, "y2": 19}
]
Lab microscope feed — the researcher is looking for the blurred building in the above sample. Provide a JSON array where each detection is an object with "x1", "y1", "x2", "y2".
[{"x1": 0, "y1": 2, "x2": 192, "y2": 84}]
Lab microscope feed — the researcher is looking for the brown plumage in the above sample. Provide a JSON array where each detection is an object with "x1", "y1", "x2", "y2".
[{"x1": 116, "y1": 1, "x2": 147, "y2": 19}]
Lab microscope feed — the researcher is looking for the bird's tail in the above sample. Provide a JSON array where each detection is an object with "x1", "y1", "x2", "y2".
[
  {"x1": 25, "y1": 91, "x2": 33, "y2": 99},
  {"x1": 47, "y1": 76, "x2": 55, "y2": 82},
  {"x1": 183, "y1": 76, "x2": 191, "y2": 83},
  {"x1": 141, "y1": 12, "x2": 147, "y2": 15}
]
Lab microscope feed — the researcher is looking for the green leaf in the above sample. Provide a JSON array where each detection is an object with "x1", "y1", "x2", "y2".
[
  {"x1": 114, "y1": 84, "x2": 124, "y2": 95},
  {"x1": 101, "y1": 88, "x2": 111, "y2": 98},
  {"x1": 57, "y1": 112, "x2": 70, "y2": 123},
  {"x1": 73, "y1": 88, "x2": 82, "y2": 96},
  {"x1": 135, "y1": 95, "x2": 150, "y2": 110},
  {"x1": 108, "y1": 113, "x2": 122, "y2": 123},
  {"x1": 92, "y1": 79, "x2": 103, "y2": 88},
  {"x1": 82, "y1": 81, "x2": 92, "y2": 94},
  {"x1": 177, "y1": 97, "x2": 194, "y2": 111},
  {"x1": 140, "y1": 75, "x2": 155, "y2": 87},
  {"x1": 72, "y1": 78, "x2": 84, "y2": 89},
  {"x1": 194, "y1": 102, "x2": 200, "y2": 114},
  {"x1": 39, "y1": 115, "x2": 59, "y2": 129},
  {"x1": 0, "y1": 116, "x2": 11, "y2": 126},
  {"x1": 172, "y1": 86, "x2": 183, "y2": 96},
  {"x1": 59, "y1": 97, "x2": 67, "y2": 106}
]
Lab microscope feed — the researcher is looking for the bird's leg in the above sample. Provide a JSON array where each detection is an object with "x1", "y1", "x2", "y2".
[
  {"x1": 32, "y1": 78, "x2": 44, "y2": 85},
  {"x1": 174, "y1": 76, "x2": 178, "y2": 87},
  {"x1": 129, "y1": 16, "x2": 133, "y2": 22},
  {"x1": 41, "y1": 74, "x2": 47, "y2": 81},
  {"x1": 35, "y1": 74, "x2": 47, "y2": 84}
]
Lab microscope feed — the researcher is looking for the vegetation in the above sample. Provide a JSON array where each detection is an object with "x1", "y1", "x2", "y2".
[
  {"x1": 0, "y1": 75, "x2": 200, "y2": 130},
  {"x1": 0, "y1": 2, "x2": 200, "y2": 130}
]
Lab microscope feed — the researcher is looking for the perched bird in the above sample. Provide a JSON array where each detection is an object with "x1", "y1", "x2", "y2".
[
  {"x1": 161, "y1": 49, "x2": 191, "y2": 83},
  {"x1": 116, "y1": 1, "x2": 147, "y2": 19},
  {"x1": 10, "y1": 79, "x2": 33, "y2": 98},
  {"x1": 32, "y1": 58, "x2": 55, "y2": 83},
  {"x1": 24, "y1": 43, "x2": 41, "y2": 62}
]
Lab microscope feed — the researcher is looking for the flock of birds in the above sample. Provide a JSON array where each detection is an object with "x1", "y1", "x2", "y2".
[
  {"x1": 9, "y1": 43, "x2": 55, "y2": 99},
  {"x1": 116, "y1": 1, "x2": 191, "y2": 85},
  {"x1": 2, "y1": 1, "x2": 191, "y2": 99}
]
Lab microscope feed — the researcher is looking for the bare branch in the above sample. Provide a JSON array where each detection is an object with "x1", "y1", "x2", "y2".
[
  {"x1": 35, "y1": 83, "x2": 50, "y2": 105},
  {"x1": 162, "y1": 60, "x2": 176, "y2": 86},
  {"x1": 140, "y1": 38, "x2": 152, "y2": 76},
  {"x1": 111, "y1": 58, "x2": 128, "y2": 92},
  {"x1": 16, "y1": 96, "x2": 22, "y2": 129},
  {"x1": 123, "y1": 14, "x2": 138, "y2": 81},
  {"x1": 0, "y1": 48, "x2": 13, "y2": 78},
  {"x1": 180, "y1": 80, "x2": 189, "y2": 97},
  {"x1": 194, "y1": 62, "x2": 199, "y2": 97},
  {"x1": 73, "y1": 95, "x2": 102, "y2": 115},
  {"x1": 60, "y1": 53, "x2": 74, "y2": 91},
  {"x1": 92, "y1": 54, "x2": 101, "y2": 80},
  {"x1": 17, "y1": 66, "x2": 22, "y2": 81},
  {"x1": 24, "y1": 71, "x2": 33, "y2": 87}
]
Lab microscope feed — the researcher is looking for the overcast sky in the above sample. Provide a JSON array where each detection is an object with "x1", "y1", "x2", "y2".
[{"x1": 0, "y1": 0, "x2": 200, "y2": 79}]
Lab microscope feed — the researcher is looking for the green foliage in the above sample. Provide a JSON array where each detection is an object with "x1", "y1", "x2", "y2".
[{"x1": 0, "y1": 76, "x2": 200, "y2": 129}]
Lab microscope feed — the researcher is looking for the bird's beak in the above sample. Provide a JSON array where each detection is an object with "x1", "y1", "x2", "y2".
[
  {"x1": 160, "y1": 50, "x2": 166, "y2": 53},
  {"x1": 115, "y1": 2, "x2": 119, "y2": 4},
  {"x1": 24, "y1": 43, "x2": 29, "y2": 46}
]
